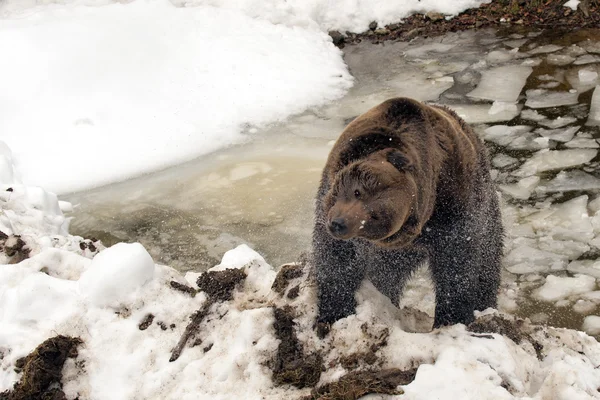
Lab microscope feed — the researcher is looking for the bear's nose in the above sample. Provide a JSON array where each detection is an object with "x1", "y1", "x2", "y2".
[{"x1": 329, "y1": 218, "x2": 348, "y2": 237}]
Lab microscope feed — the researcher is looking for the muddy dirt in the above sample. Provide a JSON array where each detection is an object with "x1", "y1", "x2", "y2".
[
  {"x1": 333, "y1": 0, "x2": 600, "y2": 47},
  {"x1": 305, "y1": 368, "x2": 417, "y2": 400},
  {"x1": 271, "y1": 263, "x2": 304, "y2": 296},
  {"x1": 169, "y1": 280, "x2": 197, "y2": 297},
  {"x1": 0, "y1": 233, "x2": 30, "y2": 264},
  {"x1": 271, "y1": 306, "x2": 323, "y2": 388},
  {"x1": 0, "y1": 336, "x2": 82, "y2": 400}
]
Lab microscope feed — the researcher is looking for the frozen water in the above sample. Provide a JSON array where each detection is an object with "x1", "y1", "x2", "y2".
[
  {"x1": 525, "y1": 89, "x2": 579, "y2": 108},
  {"x1": 534, "y1": 275, "x2": 597, "y2": 302},
  {"x1": 546, "y1": 53, "x2": 575, "y2": 66},
  {"x1": 583, "y1": 315, "x2": 600, "y2": 336},
  {"x1": 538, "y1": 116, "x2": 578, "y2": 129},
  {"x1": 538, "y1": 170, "x2": 600, "y2": 193},
  {"x1": 575, "y1": 54, "x2": 600, "y2": 65},
  {"x1": 528, "y1": 44, "x2": 563, "y2": 55},
  {"x1": 492, "y1": 154, "x2": 519, "y2": 168},
  {"x1": 535, "y1": 126, "x2": 580, "y2": 142},
  {"x1": 515, "y1": 149, "x2": 597, "y2": 176},
  {"x1": 499, "y1": 176, "x2": 540, "y2": 200},
  {"x1": 446, "y1": 103, "x2": 522, "y2": 124},
  {"x1": 467, "y1": 65, "x2": 532, "y2": 102},
  {"x1": 504, "y1": 243, "x2": 568, "y2": 274},
  {"x1": 485, "y1": 49, "x2": 519, "y2": 63},
  {"x1": 565, "y1": 137, "x2": 600, "y2": 148},
  {"x1": 480, "y1": 125, "x2": 532, "y2": 147},
  {"x1": 566, "y1": 65, "x2": 600, "y2": 93},
  {"x1": 587, "y1": 85, "x2": 600, "y2": 126},
  {"x1": 503, "y1": 38, "x2": 528, "y2": 48},
  {"x1": 520, "y1": 109, "x2": 547, "y2": 122},
  {"x1": 568, "y1": 260, "x2": 600, "y2": 279}
]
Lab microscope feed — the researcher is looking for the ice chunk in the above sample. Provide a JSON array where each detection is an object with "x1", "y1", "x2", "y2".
[
  {"x1": 486, "y1": 49, "x2": 519, "y2": 63},
  {"x1": 467, "y1": 66, "x2": 532, "y2": 102},
  {"x1": 537, "y1": 237, "x2": 590, "y2": 259},
  {"x1": 565, "y1": 137, "x2": 599, "y2": 148},
  {"x1": 587, "y1": 86, "x2": 600, "y2": 126},
  {"x1": 503, "y1": 38, "x2": 528, "y2": 49},
  {"x1": 568, "y1": 260, "x2": 600, "y2": 279},
  {"x1": 515, "y1": 149, "x2": 597, "y2": 176},
  {"x1": 534, "y1": 274, "x2": 596, "y2": 302},
  {"x1": 539, "y1": 82, "x2": 560, "y2": 89},
  {"x1": 499, "y1": 176, "x2": 540, "y2": 199},
  {"x1": 535, "y1": 126, "x2": 579, "y2": 142},
  {"x1": 520, "y1": 109, "x2": 547, "y2": 122},
  {"x1": 492, "y1": 154, "x2": 518, "y2": 168},
  {"x1": 546, "y1": 53, "x2": 575, "y2": 66},
  {"x1": 481, "y1": 125, "x2": 532, "y2": 146},
  {"x1": 447, "y1": 103, "x2": 522, "y2": 124},
  {"x1": 528, "y1": 44, "x2": 563, "y2": 55},
  {"x1": 504, "y1": 244, "x2": 568, "y2": 274},
  {"x1": 525, "y1": 89, "x2": 579, "y2": 108},
  {"x1": 508, "y1": 134, "x2": 549, "y2": 151},
  {"x1": 78, "y1": 242, "x2": 155, "y2": 308},
  {"x1": 538, "y1": 116, "x2": 577, "y2": 129},
  {"x1": 566, "y1": 66, "x2": 600, "y2": 93},
  {"x1": 582, "y1": 315, "x2": 600, "y2": 336},
  {"x1": 574, "y1": 54, "x2": 600, "y2": 65},
  {"x1": 538, "y1": 170, "x2": 600, "y2": 192},
  {"x1": 532, "y1": 196, "x2": 594, "y2": 242}
]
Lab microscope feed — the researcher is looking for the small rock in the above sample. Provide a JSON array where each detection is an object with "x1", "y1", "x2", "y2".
[
  {"x1": 369, "y1": 21, "x2": 378, "y2": 31},
  {"x1": 387, "y1": 23, "x2": 401, "y2": 31},
  {"x1": 425, "y1": 12, "x2": 444, "y2": 22},
  {"x1": 328, "y1": 30, "x2": 344, "y2": 46},
  {"x1": 375, "y1": 28, "x2": 390, "y2": 36}
]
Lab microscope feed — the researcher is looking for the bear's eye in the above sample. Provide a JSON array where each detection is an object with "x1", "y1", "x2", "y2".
[{"x1": 354, "y1": 189, "x2": 361, "y2": 198}]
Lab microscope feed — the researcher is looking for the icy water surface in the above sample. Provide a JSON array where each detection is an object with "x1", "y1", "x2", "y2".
[{"x1": 67, "y1": 28, "x2": 600, "y2": 335}]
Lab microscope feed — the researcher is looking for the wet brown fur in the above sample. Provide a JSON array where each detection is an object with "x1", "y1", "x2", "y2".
[{"x1": 313, "y1": 97, "x2": 503, "y2": 329}]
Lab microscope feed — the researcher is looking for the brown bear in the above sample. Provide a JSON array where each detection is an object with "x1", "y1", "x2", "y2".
[{"x1": 313, "y1": 97, "x2": 503, "y2": 329}]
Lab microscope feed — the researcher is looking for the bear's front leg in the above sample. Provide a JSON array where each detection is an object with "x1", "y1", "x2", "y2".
[
  {"x1": 313, "y1": 221, "x2": 364, "y2": 326},
  {"x1": 428, "y1": 224, "x2": 482, "y2": 328}
]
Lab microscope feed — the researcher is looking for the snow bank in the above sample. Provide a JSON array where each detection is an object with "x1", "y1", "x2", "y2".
[
  {"x1": 0, "y1": 0, "x2": 352, "y2": 194},
  {"x1": 2, "y1": 142, "x2": 600, "y2": 399}
]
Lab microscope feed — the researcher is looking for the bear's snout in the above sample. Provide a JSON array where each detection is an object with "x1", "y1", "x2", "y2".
[{"x1": 328, "y1": 217, "x2": 348, "y2": 238}]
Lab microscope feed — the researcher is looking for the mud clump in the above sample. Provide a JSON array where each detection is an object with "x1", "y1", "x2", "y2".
[
  {"x1": 271, "y1": 306, "x2": 322, "y2": 388},
  {"x1": 169, "y1": 280, "x2": 197, "y2": 297},
  {"x1": 271, "y1": 263, "x2": 304, "y2": 296},
  {"x1": 0, "y1": 233, "x2": 30, "y2": 264},
  {"x1": 0, "y1": 336, "x2": 82, "y2": 400},
  {"x1": 170, "y1": 269, "x2": 247, "y2": 362},
  {"x1": 196, "y1": 268, "x2": 246, "y2": 301},
  {"x1": 468, "y1": 314, "x2": 544, "y2": 359},
  {"x1": 305, "y1": 368, "x2": 417, "y2": 400},
  {"x1": 138, "y1": 314, "x2": 155, "y2": 330}
]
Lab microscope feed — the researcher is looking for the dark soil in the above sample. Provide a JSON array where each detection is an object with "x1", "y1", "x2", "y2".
[
  {"x1": 271, "y1": 263, "x2": 304, "y2": 296},
  {"x1": 305, "y1": 368, "x2": 417, "y2": 400},
  {"x1": 170, "y1": 268, "x2": 247, "y2": 361},
  {"x1": 138, "y1": 314, "x2": 155, "y2": 330},
  {"x1": 0, "y1": 233, "x2": 30, "y2": 264},
  {"x1": 169, "y1": 280, "x2": 197, "y2": 297},
  {"x1": 0, "y1": 336, "x2": 82, "y2": 400},
  {"x1": 271, "y1": 306, "x2": 322, "y2": 388},
  {"x1": 196, "y1": 268, "x2": 246, "y2": 301},
  {"x1": 468, "y1": 314, "x2": 544, "y2": 359},
  {"x1": 331, "y1": 0, "x2": 600, "y2": 47}
]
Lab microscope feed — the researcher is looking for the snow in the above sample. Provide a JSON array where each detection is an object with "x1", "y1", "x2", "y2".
[
  {"x1": 583, "y1": 316, "x2": 600, "y2": 336},
  {"x1": 564, "y1": 0, "x2": 581, "y2": 11},
  {"x1": 78, "y1": 242, "x2": 155, "y2": 308},
  {"x1": 0, "y1": 0, "x2": 353, "y2": 194},
  {"x1": 466, "y1": 65, "x2": 532, "y2": 103}
]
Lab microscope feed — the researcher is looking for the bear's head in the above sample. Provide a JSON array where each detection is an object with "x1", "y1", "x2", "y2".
[{"x1": 324, "y1": 148, "x2": 422, "y2": 249}]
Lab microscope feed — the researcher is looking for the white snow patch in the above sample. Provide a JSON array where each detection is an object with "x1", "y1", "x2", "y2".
[
  {"x1": 0, "y1": 1, "x2": 353, "y2": 194},
  {"x1": 564, "y1": 0, "x2": 581, "y2": 11},
  {"x1": 583, "y1": 315, "x2": 600, "y2": 336}
]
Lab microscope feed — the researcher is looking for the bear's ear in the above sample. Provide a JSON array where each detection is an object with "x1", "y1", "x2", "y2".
[{"x1": 386, "y1": 150, "x2": 413, "y2": 172}]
